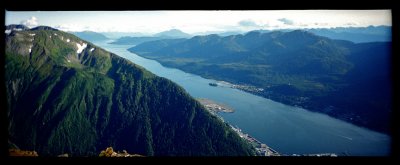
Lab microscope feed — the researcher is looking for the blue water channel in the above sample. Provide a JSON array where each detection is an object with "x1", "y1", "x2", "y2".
[{"x1": 93, "y1": 40, "x2": 391, "y2": 156}]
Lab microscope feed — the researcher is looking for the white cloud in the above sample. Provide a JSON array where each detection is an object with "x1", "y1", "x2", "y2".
[
  {"x1": 239, "y1": 19, "x2": 260, "y2": 27},
  {"x1": 54, "y1": 24, "x2": 87, "y2": 32},
  {"x1": 21, "y1": 16, "x2": 38, "y2": 28},
  {"x1": 235, "y1": 19, "x2": 273, "y2": 32},
  {"x1": 7, "y1": 10, "x2": 390, "y2": 34},
  {"x1": 277, "y1": 18, "x2": 294, "y2": 25},
  {"x1": 344, "y1": 22, "x2": 359, "y2": 26},
  {"x1": 314, "y1": 22, "x2": 329, "y2": 27},
  {"x1": 298, "y1": 23, "x2": 309, "y2": 27},
  {"x1": 54, "y1": 23, "x2": 121, "y2": 32}
]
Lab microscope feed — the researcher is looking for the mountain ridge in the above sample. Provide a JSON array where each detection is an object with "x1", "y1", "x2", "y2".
[
  {"x1": 110, "y1": 29, "x2": 191, "y2": 45},
  {"x1": 5, "y1": 25, "x2": 255, "y2": 156},
  {"x1": 72, "y1": 31, "x2": 109, "y2": 41},
  {"x1": 247, "y1": 26, "x2": 391, "y2": 43},
  {"x1": 154, "y1": 29, "x2": 191, "y2": 38},
  {"x1": 129, "y1": 29, "x2": 392, "y2": 134}
]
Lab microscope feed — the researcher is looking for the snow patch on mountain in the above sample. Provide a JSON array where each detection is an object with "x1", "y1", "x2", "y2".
[
  {"x1": 28, "y1": 45, "x2": 33, "y2": 53},
  {"x1": 76, "y1": 42, "x2": 87, "y2": 54}
]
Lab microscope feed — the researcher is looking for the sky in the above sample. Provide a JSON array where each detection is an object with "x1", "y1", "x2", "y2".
[{"x1": 5, "y1": 10, "x2": 392, "y2": 34}]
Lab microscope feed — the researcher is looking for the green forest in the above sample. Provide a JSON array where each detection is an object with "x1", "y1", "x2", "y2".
[
  {"x1": 129, "y1": 30, "x2": 392, "y2": 134},
  {"x1": 5, "y1": 26, "x2": 255, "y2": 156}
]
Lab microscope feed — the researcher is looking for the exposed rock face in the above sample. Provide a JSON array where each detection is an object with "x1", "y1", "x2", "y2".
[{"x1": 99, "y1": 147, "x2": 144, "y2": 157}]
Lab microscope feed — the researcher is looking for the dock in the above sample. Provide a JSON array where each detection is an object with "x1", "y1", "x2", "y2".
[{"x1": 230, "y1": 125, "x2": 280, "y2": 156}]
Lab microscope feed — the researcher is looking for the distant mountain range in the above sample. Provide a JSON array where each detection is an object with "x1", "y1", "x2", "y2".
[
  {"x1": 153, "y1": 29, "x2": 191, "y2": 38},
  {"x1": 109, "y1": 26, "x2": 391, "y2": 46},
  {"x1": 110, "y1": 29, "x2": 191, "y2": 45},
  {"x1": 306, "y1": 26, "x2": 391, "y2": 43},
  {"x1": 129, "y1": 30, "x2": 392, "y2": 134},
  {"x1": 72, "y1": 31, "x2": 109, "y2": 41},
  {"x1": 109, "y1": 36, "x2": 166, "y2": 45},
  {"x1": 101, "y1": 32, "x2": 150, "y2": 39},
  {"x1": 248, "y1": 26, "x2": 391, "y2": 43},
  {"x1": 193, "y1": 31, "x2": 244, "y2": 37},
  {"x1": 5, "y1": 25, "x2": 255, "y2": 156}
]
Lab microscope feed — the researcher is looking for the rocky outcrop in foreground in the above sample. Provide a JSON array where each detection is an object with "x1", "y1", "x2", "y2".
[{"x1": 8, "y1": 147, "x2": 143, "y2": 157}]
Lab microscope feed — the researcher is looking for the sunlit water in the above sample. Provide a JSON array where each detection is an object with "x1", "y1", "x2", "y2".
[{"x1": 92, "y1": 40, "x2": 391, "y2": 156}]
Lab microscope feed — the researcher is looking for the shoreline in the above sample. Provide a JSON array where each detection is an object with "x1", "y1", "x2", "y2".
[
  {"x1": 196, "y1": 98, "x2": 234, "y2": 113},
  {"x1": 196, "y1": 98, "x2": 280, "y2": 156}
]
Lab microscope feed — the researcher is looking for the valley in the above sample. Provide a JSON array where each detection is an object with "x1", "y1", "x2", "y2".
[
  {"x1": 93, "y1": 40, "x2": 390, "y2": 156},
  {"x1": 128, "y1": 30, "x2": 392, "y2": 134},
  {"x1": 4, "y1": 10, "x2": 392, "y2": 157}
]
